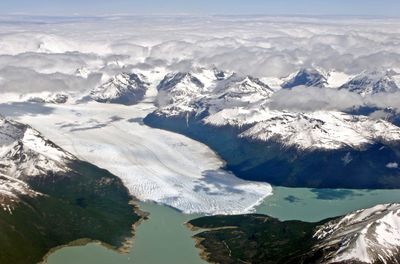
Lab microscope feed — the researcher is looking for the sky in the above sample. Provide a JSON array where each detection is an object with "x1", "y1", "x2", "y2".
[{"x1": 1, "y1": 0, "x2": 400, "y2": 17}]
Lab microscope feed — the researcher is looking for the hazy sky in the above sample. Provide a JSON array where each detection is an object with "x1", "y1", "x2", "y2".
[{"x1": 1, "y1": 0, "x2": 400, "y2": 16}]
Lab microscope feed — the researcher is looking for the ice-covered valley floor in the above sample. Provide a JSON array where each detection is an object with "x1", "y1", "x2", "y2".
[{"x1": 10, "y1": 97, "x2": 272, "y2": 215}]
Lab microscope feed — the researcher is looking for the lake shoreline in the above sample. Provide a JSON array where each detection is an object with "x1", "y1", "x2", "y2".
[
  {"x1": 41, "y1": 198, "x2": 149, "y2": 264},
  {"x1": 45, "y1": 187, "x2": 400, "y2": 264}
]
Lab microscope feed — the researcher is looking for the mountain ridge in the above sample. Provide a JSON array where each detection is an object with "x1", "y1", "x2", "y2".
[
  {"x1": 188, "y1": 203, "x2": 400, "y2": 264},
  {"x1": 0, "y1": 116, "x2": 143, "y2": 264}
]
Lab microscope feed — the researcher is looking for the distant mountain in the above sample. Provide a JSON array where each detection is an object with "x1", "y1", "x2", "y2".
[
  {"x1": 149, "y1": 67, "x2": 400, "y2": 151},
  {"x1": 27, "y1": 92, "x2": 69, "y2": 104},
  {"x1": 340, "y1": 70, "x2": 399, "y2": 96},
  {"x1": 144, "y1": 68, "x2": 400, "y2": 189},
  {"x1": 282, "y1": 68, "x2": 327, "y2": 89},
  {"x1": 188, "y1": 203, "x2": 400, "y2": 264},
  {"x1": 156, "y1": 72, "x2": 206, "y2": 114},
  {"x1": 205, "y1": 109, "x2": 400, "y2": 151},
  {"x1": 90, "y1": 72, "x2": 149, "y2": 105},
  {"x1": 156, "y1": 68, "x2": 273, "y2": 117},
  {"x1": 0, "y1": 116, "x2": 142, "y2": 264}
]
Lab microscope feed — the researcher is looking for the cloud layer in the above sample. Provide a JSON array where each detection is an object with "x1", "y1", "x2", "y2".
[
  {"x1": 0, "y1": 15, "x2": 399, "y2": 98},
  {"x1": 268, "y1": 86, "x2": 400, "y2": 113}
]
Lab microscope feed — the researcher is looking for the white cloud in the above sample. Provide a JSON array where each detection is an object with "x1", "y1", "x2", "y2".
[
  {"x1": 268, "y1": 86, "x2": 364, "y2": 112},
  {"x1": 267, "y1": 86, "x2": 400, "y2": 113},
  {"x1": 365, "y1": 92, "x2": 400, "y2": 111},
  {"x1": 0, "y1": 15, "x2": 399, "y2": 94},
  {"x1": 0, "y1": 66, "x2": 102, "y2": 93}
]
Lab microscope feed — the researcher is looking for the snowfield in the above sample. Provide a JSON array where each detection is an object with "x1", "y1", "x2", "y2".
[{"x1": 14, "y1": 98, "x2": 272, "y2": 215}]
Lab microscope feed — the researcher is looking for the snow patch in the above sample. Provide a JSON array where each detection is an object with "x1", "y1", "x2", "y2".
[{"x1": 314, "y1": 204, "x2": 400, "y2": 264}]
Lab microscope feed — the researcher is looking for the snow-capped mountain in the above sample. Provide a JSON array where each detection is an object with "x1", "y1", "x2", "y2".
[
  {"x1": 0, "y1": 117, "x2": 73, "y2": 177},
  {"x1": 313, "y1": 203, "x2": 400, "y2": 264},
  {"x1": 90, "y1": 72, "x2": 149, "y2": 105},
  {"x1": 152, "y1": 68, "x2": 400, "y2": 151},
  {"x1": 27, "y1": 92, "x2": 69, "y2": 104},
  {"x1": 282, "y1": 68, "x2": 327, "y2": 89},
  {"x1": 156, "y1": 72, "x2": 206, "y2": 114},
  {"x1": 206, "y1": 109, "x2": 400, "y2": 151},
  {"x1": 145, "y1": 67, "x2": 400, "y2": 189},
  {"x1": 340, "y1": 71, "x2": 399, "y2": 96},
  {"x1": 156, "y1": 68, "x2": 273, "y2": 117},
  {"x1": 0, "y1": 116, "x2": 73, "y2": 212},
  {"x1": 189, "y1": 203, "x2": 400, "y2": 264},
  {"x1": 207, "y1": 74, "x2": 274, "y2": 111}
]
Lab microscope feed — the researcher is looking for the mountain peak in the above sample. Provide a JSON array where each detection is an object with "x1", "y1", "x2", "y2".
[
  {"x1": 0, "y1": 116, "x2": 75, "y2": 213},
  {"x1": 340, "y1": 70, "x2": 399, "y2": 96},
  {"x1": 157, "y1": 72, "x2": 204, "y2": 92},
  {"x1": 90, "y1": 72, "x2": 149, "y2": 105},
  {"x1": 27, "y1": 93, "x2": 69, "y2": 104},
  {"x1": 156, "y1": 69, "x2": 273, "y2": 117},
  {"x1": 282, "y1": 68, "x2": 327, "y2": 89}
]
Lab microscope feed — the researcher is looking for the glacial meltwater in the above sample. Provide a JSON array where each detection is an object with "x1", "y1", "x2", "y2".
[
  {"x1": 46, "y1": 187, "x2": 400, "y2": 264},
  {"x1": 45, "y1": 202, "x2": 207, "y2": 264}
]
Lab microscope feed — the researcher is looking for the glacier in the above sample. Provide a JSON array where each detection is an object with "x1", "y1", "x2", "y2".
[{"x1": 11, "y1": 86, "x2": 272, "y2": 215}]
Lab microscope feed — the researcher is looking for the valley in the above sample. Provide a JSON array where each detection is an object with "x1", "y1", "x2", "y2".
[
  {"x1": 2, "y1": 65, "x2": 400, "y2": 263},
  {"x1": 9, "y1": 100, "x2": 272, "y2": 215}
]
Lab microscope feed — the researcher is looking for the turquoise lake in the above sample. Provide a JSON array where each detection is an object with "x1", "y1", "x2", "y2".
[{"x1": 46, "y1": 187, "x2": 400, "y2": 264}]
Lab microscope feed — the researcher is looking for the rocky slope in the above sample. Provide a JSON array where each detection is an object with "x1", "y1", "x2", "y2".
[
  {"x1": 27, "y1": 92, "x2": 69, "y2": 104},
  {"x1": 156, "y1": 68, "x2": 274, "y2": 117},
  {"x1": 0, "y1": 116, "x2": 74, "y2": 182},
  {"x1": 340, "y1": 71, "x2": 399, "y2": 96},
  {"x1": 312, "y1": 203, "x2": 400, "y2": 264},
  {"x1": 204, "y1": 109, "x2": 400, "y2": 151},
  {"x1": 90, "y1": 72, "x2": 149, "y2": 105},
  {"x1": 0, "y1": 116, "x2": 143, "y2": 264},
  {"x1": 282, "y1": 68, "x2": 328, "y2": 89},
  {"x1": 151, "y1": 68, "x2": 400, "y2": 151},
  {"x1": 144, "y1": 68, "x2": 400, "y2": 189},
  {"x1": 188, "y1": 203, "x2": 400, "y2": 264}
]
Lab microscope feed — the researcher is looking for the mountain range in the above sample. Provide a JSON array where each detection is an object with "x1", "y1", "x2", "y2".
[
  {"x1": 2, "y1": 65, "x2": 400, "y2": 263},
  {"x1": 141, "y1": 67, "x2": 400, "y2": 188}
]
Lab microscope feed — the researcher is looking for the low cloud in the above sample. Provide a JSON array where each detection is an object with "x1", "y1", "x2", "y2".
[
  {"x1": 0, "y1": 66, "x2": 102, "y2": 93},
  {"x1": 0, "y1": 15, "x2": 399, "y2": 96},
  {"x1": 0, "y1": 52, "x2": 101, "y2": 74},
  {"x1": 364, "y1": 91, "x2": 400, "y2": 110},
  {"x1": 268, "y1": 86, "x2": 400, "y2": 113},
  {"x1": 268, "y1": 86, "x2": 364, "y2": 112}
]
